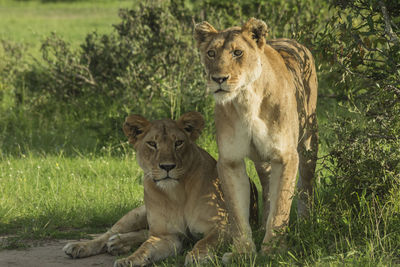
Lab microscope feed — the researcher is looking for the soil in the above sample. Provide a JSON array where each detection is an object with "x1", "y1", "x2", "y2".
[{"x1": 0, "y1": 238, "x2": 116, "y2": 267}]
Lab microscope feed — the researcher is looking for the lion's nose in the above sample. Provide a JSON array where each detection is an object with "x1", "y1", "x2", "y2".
[
  {"x1": 159, "y1": 164, "x2": 176, "y2": 172},
  {"x1": 212, "y1": 75, "x2": 229, "y2": 84}
]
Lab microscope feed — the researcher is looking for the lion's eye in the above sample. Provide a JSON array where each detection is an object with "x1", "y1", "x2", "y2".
[
  {"x1": 233, "y1": 50, "x2": 243, "y2": 57},
  {"x1": 147, "y1": 141, "x2": 157, "y2": 149},
  {"x1": 207, "y1": 50, "x2": 216, "y2": 58},
  {"x1": 175, "y1": 140, "x2": 184, "y2": 148}
]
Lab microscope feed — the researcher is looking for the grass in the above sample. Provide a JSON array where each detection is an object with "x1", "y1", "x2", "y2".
[
  {"x1": 1, "y1": 135, "x2": 397, "y2": 266},
  {"x1": 0, "y1": 0, "x2": 133, "y2": 57},
  {"x1": 0, "y1": 151, "x2": 144, "y2": 242},
  {"x1": 1, "y1": 144, "x2": 396, "y2": 266}
]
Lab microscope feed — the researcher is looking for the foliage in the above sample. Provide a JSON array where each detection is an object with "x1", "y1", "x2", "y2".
[
  {"x1": 15, "y1": 0, "x2": 101, "y2": 2},
  {"x1": 0, "y1": 0, "x2": 212, "y2": 155},
  {"x1": 317, "y1": 0, "x2": 400, "y2": 208},
  {"x1": 79, "y1": 2, "x2": 208, "y2": 120},
  {"x1": 313, "y1": 0, "x2": 400, "y2": 260},
  {"x1": 190, "y1": 0, "x2": 330, "y2": 47}
]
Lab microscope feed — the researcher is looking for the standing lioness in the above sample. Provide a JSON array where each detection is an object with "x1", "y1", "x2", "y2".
[
  {"x1": 63, "y1": 112, "x2": 257, "y2": 266},
  {"x1": 194, "y1": 18, "x2": 318, "y2": 256}
]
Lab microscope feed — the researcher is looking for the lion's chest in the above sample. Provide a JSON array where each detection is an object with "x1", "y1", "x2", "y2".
[
  {"x1": 144, "y1": 183, "x2": 220, "y2": 237},
  {"x1": 144, "y1": 186, "x2": 187, "y2": 235},
  {"x1": 183, "y1": 192, "x2": 219, "y2": 235},
  {"x1": 217, "y1": 114, "x2": 277, "y2": 161},
  {"x1": 146, "y1": 205, "x2": 186, "y2": 235},
  {"x1": 248, "y1": 117, "x2": 278, "y2": 160}
]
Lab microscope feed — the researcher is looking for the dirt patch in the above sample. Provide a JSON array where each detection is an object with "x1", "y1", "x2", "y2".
[{"x1": 0, "y1": 239, "x2": 116, "y2": 267}]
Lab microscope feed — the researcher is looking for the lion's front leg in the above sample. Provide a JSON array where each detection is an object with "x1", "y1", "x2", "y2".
[
  {"x1": 113, "y1": 234, "x2": 182, "y2": 267},
  {"x1": 107, "y1": 230, "x2": 148, "y2": 255},
  {"x1": 261, "y1": 151, "x2": 298, "y2": 254},
  {"x1": 105, "y1": 204, "x2": 148, "y2": 256},
  {"x1": 63, "y1": 231, "x2": 112, "y2": 258},
  {"x1": 64, "y1": 205, "x2": 147, "y2": 259},
  {"x1": 217, "y1": 159, "x2": 255, "y2": 254}
]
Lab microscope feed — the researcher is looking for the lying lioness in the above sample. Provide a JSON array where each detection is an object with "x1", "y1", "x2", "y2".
[{"x1": 63, "y1": 111, "x2": 257, "y2": 266}]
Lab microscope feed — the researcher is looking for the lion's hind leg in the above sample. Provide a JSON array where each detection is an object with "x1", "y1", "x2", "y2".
[
  {"x1": 297, "y1": 115, "x2": 318, "y2": 218},
  {"x1": 261, "y1": 152, "x2": 298, "y2": 254}
]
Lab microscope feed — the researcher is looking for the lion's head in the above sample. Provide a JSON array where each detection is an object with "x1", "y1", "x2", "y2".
[
  {"x1": 123, "y1": 112, "x2": 205, "y2": 189},
  {"x1": 194, "y1": 18, "x2": 268, "y2": 104}
]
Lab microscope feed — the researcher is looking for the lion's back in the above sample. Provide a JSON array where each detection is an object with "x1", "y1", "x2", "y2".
[{"x1": 268, "y1": 38, "x2": 318, "y2": 126}]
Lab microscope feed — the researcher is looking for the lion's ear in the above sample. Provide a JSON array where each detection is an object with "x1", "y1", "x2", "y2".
[
  {"x1": 123, "y1": 115, "x2": 151, "y2": 145},
  {"x1": 177, "y1": 111, "x2": 205, "y2": 141},
  {"x1": 194, "y1": 21, "x2": 218, "y2": 46},
  {"x1": 242, "y1": 18, "x2": 268, "y2": 47}
]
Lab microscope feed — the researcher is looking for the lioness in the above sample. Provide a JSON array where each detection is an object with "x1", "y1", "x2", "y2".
[
  {"x1": 194, "y1": 18, "x2": 318, "y2": 256},
  {"x1": 63, "y1": 112, "x2": 258, "y2": 266}
]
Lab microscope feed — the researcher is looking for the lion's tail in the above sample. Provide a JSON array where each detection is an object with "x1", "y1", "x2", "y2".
[{"x1": 249, "y1": 180, "x2": 259, "y2": 227}]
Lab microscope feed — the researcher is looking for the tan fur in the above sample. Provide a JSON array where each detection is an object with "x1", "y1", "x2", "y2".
[
  {"x1": 63, "y1": 112, "x2": 258, "y2": 266},
  {"x1": 194, "y1": 18, "x2": 318, "y2": 255}
]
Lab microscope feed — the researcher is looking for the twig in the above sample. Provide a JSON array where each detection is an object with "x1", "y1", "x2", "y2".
[
  {"x1": 318, "y1": 94, "x2": 348, "y2": 100},
  {"x1": 380, "y1": 1, "x2": 400, "y2": 45},
  {"x1": 71, "y1": 63, "x2": 97, "y2": 86},
  {"x1": 384, "y1": 85, "x2": 400, "y2": 97},
  {"x1": 367, "y1": 133, "x2": 397, "y2": 141}
]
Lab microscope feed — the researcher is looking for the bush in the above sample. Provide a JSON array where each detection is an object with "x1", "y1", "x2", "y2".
[
  {"x1": 1, "y1": 0, "x2": 214, "y2": 154},
  {"x1": 312, "y1": 0, "x2": 400, "y2": 257},
  {"x1": 191, "y1": 0, "x2": 330, "y2": 47},
  {"x1": 318, "y1": 0, "x2": 400, "y2": 204},
  {"x1": 2, "y1": 0, "x2": 333, "y2": 155}
]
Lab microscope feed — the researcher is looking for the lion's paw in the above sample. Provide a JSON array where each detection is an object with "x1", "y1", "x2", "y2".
[
  {"x1": 221, "y1": 252, "x2": 233, "y2": 265},
  {"x1": 113, "y1": 256, "x2": 149, "y2": 267},
  {"x1": 184, "y1": 251, "x2": 212, "y2": 266},
  {"x1": 221, "y1": 251, "x2": 257, "y2": 265},
  {"x1": 63, "y1": 242, "x2": 96, "y2": 258},
  {"x1": 107, "y1": 234, "x2": 132, "y2": 255},
  {"x1": 113, "y1": 258, "x2": 134, "y2": 267},
  {"x1": 260, "y1": 235, "x2": 287, "y2": 255}
]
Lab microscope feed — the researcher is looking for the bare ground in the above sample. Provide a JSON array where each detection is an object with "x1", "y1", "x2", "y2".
[{"x1": 0, "y1": 238, "x2": 116, "y2": 267}]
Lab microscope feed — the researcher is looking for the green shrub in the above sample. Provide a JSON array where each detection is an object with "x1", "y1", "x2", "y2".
[
  {"x1": 190, "y1": 0, "x2": 330, "y2": 47},
  {"x1": 311, "y1": 0, "x2": 400, "y2": 258},
  {"x1": 1, "y1": 0, "x2": 215, "y2": 155},
  {"x1": 318, "y1": 0, "x2": 400, "y2": 204},
  {"x1": 1, "y1": 0, "x2": 334, "y2": 155}
]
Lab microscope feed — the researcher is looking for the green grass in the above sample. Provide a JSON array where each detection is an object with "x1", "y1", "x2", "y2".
[
  {"x1": 0, "y1": 142, "x2": 396, "y2": 266},
  {"x1": 0, "y1": 154, "x2": 398, "y2": 266},
  {"x1": 0, "y1": 151, "x2": 144, "y2": 240},
  {"x1": 0, "y1": 0, "x2": 133, "y2": 57},
  {"x1": 0, "y1": 147, "x2": 396, "y2": 266}
]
